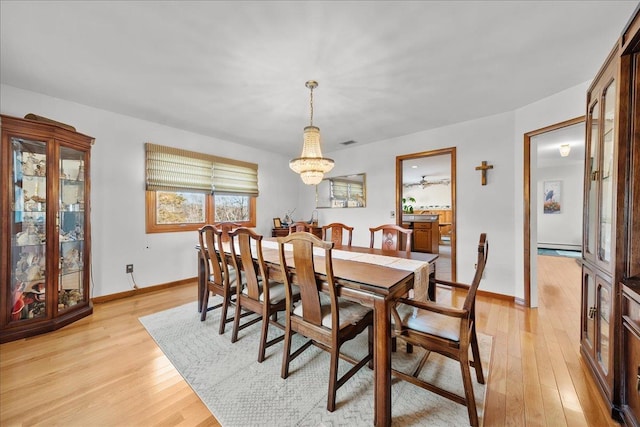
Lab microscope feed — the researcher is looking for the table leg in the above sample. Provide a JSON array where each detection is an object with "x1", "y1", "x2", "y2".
[
  {"x1": 373, "y1": 297, "x2": 392, "y2": 427},
  {"x1": 428, "y1": 264, "x2": 437, "y2": 302}
]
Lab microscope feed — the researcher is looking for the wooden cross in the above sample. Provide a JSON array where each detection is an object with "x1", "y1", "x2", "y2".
[{"x1": 475, "y1": 161, "x2": 494, "y2": 185}]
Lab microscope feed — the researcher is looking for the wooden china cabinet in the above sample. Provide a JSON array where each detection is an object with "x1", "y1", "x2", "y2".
[
  {"x1": 580, "y1": 6, "x2": 639, "y2": 423},
  {"x1": 0, "y1": 114, "x2": 94, "y2": 343}
]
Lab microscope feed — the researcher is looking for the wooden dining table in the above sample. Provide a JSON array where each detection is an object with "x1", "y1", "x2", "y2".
[{"x1": 196, "y1": 238, "x2": 438, "y2": 427}]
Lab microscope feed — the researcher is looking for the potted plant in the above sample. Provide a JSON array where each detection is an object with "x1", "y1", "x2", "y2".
[{"x1": 402, "y1": 197, "x2": 416, "y2": 213}]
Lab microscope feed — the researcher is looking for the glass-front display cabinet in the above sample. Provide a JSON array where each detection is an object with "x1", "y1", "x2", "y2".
[
  {"x1": 1, "y1": 114, "x2": 93, "y2": 343},
  {"x1": 581, "y1": 49, "x2": 619, "y2": 412}
]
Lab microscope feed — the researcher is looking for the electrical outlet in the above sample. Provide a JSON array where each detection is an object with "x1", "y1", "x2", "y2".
[
  {"x1": 126, "y1": 264, "x2": 134, "y2": 273},
  {"x1": 390, "y1": 210, "x2": 395, "y2": 218}
]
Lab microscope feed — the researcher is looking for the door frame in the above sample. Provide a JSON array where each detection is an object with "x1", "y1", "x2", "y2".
[
  {"x1": 396, "y1": 147, "x2": 457, "y2": 281},
  {"x1": 523, "y1": 116, "x2": 584, "y2": 307}
]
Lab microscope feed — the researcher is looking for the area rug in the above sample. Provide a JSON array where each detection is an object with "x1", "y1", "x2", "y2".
[{"x1": 139, "y1": 299, "x2": 492, "y2": 426}]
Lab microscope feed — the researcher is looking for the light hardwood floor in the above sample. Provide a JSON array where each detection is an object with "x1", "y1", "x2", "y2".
[{"x1": 0, "y1": 255, "x2": 620, "y2": 426}]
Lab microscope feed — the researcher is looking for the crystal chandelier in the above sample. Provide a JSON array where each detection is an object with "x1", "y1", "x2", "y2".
[{"x1": 289, "y1": 80, "x2": 334, "y2": 185}]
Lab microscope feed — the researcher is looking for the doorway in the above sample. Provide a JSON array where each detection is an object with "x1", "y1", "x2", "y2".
[
  {"x1": 524, "y1": 117, "x2": 585, "y2": 307},
  {"x1": 396, "y1": 147, "x2": 456, "y2": 281}
]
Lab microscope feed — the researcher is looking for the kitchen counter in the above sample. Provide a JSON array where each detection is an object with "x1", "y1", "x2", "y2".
[
  {"x1": 402, "y1": 214, "x2": 439, "y2": 222},
  {"x1": 403, "y1": 215, "x2": 439, "y2": 253}
]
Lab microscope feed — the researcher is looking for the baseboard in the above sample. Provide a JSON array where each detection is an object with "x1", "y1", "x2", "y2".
[
  {"x1": 477, "y1": 288, "x2": 516, "y2": 302},
  {"x1": 92, "y1": 277, "x2": 196, "y2": 304},
  {"x1": 537, "y1": 242, "x2": 581, "y2": 251}
]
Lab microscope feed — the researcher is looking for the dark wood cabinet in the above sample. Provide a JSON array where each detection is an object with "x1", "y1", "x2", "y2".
[
  {"x1": 580, "y1": 6, "x2": 639, "y2": 422},
  {"x1": 623, "y1": 283, "x2": 640, "y2": 426},
  {"x1": 271, "y1": 227, "x2": 321, "y2": 238},
  {"x1": 1, "y1": 115, "x2": 94, "y2": 343},
  {"x1": 412, "y1": 221, "x2": 439, "y2": 254}
]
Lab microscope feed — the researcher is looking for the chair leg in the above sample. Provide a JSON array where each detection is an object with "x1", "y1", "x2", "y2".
[
  {"x1": 368, "y1": 325, "x2": 374, "y2": 369},
  {"x1": 200, "y1": 288, "x2": 210, "y2": 321},
  {"x1": 327, "y1": 343, "x2": 340, "y2": 412},
  {"x1": 281, "y1": 326, "x2": 292, "y2": 379},
  {"x1": 218, "y1": 293, "x2": 230, "y2": 334},
  {"x1": 470, "y1": 326, "x2": 485, "y2": 384},
  {"x1": 258, "y1": 310, "x2": 269, "y2": 363},
  {"x1": 231, "y1": 297, "x2": 242, "y2": 343},
  {"x1": 460, "y1": 351, "x2": 479, "y2": 427}
]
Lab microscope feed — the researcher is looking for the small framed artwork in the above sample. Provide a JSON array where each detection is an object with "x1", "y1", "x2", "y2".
[
  {"x1": 543, "y1": 180, "x2": 561, "y2": 214},
  {"x1": 273, "y1": 217, "x2": 282, "y2": 228}
]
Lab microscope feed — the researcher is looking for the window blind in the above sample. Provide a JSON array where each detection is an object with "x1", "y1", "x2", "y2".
[
  {"x1": 145, "y1": 143, "x2": 259, "y2": 196},
  {"x1": 212, "y1": 160, "x2": 259, "y2": 196}
]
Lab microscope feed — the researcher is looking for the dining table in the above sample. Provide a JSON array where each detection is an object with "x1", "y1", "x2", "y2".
[{"x1": 196, "y1": 237, "x2": 438, "y2": 427}]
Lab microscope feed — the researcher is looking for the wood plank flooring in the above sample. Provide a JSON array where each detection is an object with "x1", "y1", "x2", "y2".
[{"x1": 0, "y1": 255, "x2": 620, "y2": 426}]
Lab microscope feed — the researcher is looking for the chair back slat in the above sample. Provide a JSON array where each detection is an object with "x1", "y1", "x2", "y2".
[
  {"x1": 278, "y1": 232, "x2": 334, "y2": 327},
  {"x1": 462, "y1": 233, "x2": 488, "y2": 315},
  {"x1": 322, "y1": 222, "x2": 354, "y2": 247},
  {"x1": 198, "y1": 224, "x2": 224, "y2": 286},
  {"x1": 369, "y1": 223, "x2": 412, "y2": 253},
  {"x1": 228, "y1": 227, "x2": 266, "y2": 301},
  {"x1": 215, "y1": 221, "x2": 241, "y2": 243},
  {"x1": 289, "y1": 221, "x2": 313, "y2": 234}
]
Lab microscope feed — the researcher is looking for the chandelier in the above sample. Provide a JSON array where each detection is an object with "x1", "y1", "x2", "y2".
[{"x1": 289, "y1": 80, "x2": 334, "y2": 185}]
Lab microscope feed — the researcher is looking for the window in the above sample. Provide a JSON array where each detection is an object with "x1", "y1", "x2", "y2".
[{"x1": 145, "y1": 143, "x2": 258, "y2": 233}]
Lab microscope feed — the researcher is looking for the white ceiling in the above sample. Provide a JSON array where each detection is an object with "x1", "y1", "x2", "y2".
[{"x1": 1, "y1": 1, "x2": 637, "y2": 157}]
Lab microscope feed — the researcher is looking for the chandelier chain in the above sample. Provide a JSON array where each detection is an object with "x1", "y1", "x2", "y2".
[{"x1": 309, "y1": 85, "x2": 314, "y2": 126}]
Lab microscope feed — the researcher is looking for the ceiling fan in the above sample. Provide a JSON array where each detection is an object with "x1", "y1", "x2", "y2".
[{"x1": 404, "y1": 175, "x2": 451, "y2": 188}]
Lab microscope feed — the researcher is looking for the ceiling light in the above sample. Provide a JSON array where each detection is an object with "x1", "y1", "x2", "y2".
[
  {"x1": 559, "y1": 143, "x2": 571, "y2": 157},
  {"x1": 289, "y1": 80, "x2": 334, "y2": 185}
]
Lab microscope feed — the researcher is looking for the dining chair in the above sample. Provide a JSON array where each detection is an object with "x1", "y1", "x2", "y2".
[
  {"x1": 390, "y1": 233, "x2": 488, "y2": 427},
  {"x1": 288, "y1": 221, "x2": 313, "y2": 234},
  {"x1": 369, "y1": 223, "x2": 413, "y2": 253},
  {"x1": 277, "y1": 232, "x2": 374, "y2": 412},
  {"x1": 321, "y1": 222, "x2": 354, "y2": 247},
  {"x1": 197, "y1": 224, "x2": 238, "y2": 333},
  {"x1": 228, "y1": 227, "x2": 298, "y2": 363},
  {"x1": 214, "y1": 221, "x2": 241, "y2": 243}
]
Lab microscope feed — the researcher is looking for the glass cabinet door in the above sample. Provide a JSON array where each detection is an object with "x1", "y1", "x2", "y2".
[
  {"x1": 598, "y1": 80, "x2": 616, "y2": 267},
  {"x1": 583, "y1": 266, "x2": 596, "y2": 350},
  {"x1": 58, "y1": 146, "x2": 86, "y2": 312},
  {"x1": 597, "y1": 279, "x2": 611, "y2": 374},
  {"x1": 10, "y1": 137, "x2": 48, "y2": 322},
  {"x1": 585, "y1": 100, "x2": 599, "y2": 261}
]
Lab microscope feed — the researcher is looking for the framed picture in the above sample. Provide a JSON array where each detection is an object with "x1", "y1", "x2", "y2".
[
  {"x1": 273, "y1": 217, "x2": 282, "y2": 228},
  {"x1": 543, "y1": 180, "x2": 561, "y2": 214}
]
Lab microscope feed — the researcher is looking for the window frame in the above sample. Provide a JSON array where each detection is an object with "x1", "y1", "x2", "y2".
[{"x1": 145, "y1": 191, "x2": 256, "y2": 233}]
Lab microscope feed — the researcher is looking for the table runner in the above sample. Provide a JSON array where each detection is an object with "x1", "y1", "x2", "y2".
[{"x1": 260, "y1": 240, "x2": 430, "y2": 302}]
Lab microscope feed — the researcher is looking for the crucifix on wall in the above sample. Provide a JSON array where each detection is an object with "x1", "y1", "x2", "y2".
[{"x1": 475, "y1": 161, "x2": 494, "y2": 185}]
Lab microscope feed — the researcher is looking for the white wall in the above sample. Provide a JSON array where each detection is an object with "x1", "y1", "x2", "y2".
[
  {"x1": 2, "y1": 80, "x2": 590, "y2": 301},
  {"x1": 295, "y1": 112, "x2": 517, "y2": 296},
  {"x1": 403, "y1": 184, "x2": 451, "y2": 209},
  {"x1": 1, "y1": 84, "x2": 298, "y2": 298},
  {"x1": 537, "y1": 163, "x2": 583, "y2": 249},
  {"x1": 291, "y1": 82, "x2": 590, "y2": 300},
  {"x1": 513, "y1": 81, "x2": 589, "y2": 305}
]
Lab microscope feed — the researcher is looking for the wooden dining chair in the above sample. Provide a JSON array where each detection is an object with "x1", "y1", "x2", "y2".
[
  {"x1": 390, "y1": 233, "x2": 488, "y2": 427},
  {"x1": 277, "y1": 232, "x2": 374, "y2": 412},
  {"x1": 369, "y1": 223, "x2": 413, "y2": 253},
  {"x1": 214, "y1": 221, "x2": 241, "y2": 243},
  {"x1": 197, "y1": 224, "x2": 239, "y2": 333},
  {"x1": 288, "y1": 221, "x2": 313, "y2": 234},
  {"x1": 321, "y1": 222, "x2": 354, "y2": 247},
  {"x1": 228, "y1": 227, "x2": 298, "y2": 363}
]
